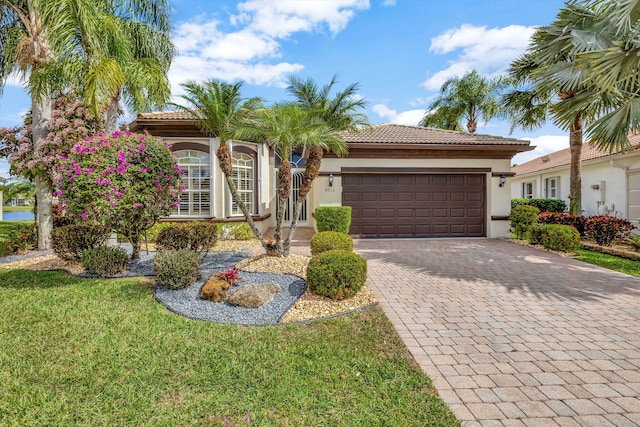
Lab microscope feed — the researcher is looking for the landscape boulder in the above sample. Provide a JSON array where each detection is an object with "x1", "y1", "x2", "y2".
[{"x1": 227, "y1": 283, "x2": 282, "y2": 308}]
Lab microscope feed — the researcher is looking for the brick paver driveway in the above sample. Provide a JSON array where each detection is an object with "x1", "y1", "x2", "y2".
[{"x1": 356, "y1": 239, "x2": 640, "y2": 426}]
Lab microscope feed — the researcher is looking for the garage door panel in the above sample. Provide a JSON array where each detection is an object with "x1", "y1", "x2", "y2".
[
  {"x1": 415, "y1": 208, "x2": 431, "y2": 218},
  {"x1": 397, "y1": 208, "x2": 414, "y2": 218},
  {"x1": 397, "y1": 192, "x2": 413, "y2": 202},
  {"x1": 467, "y1": 175, "x2": 484, "y2": 186},
  {"x1": 379, "y1": 208, "x2": 397, "y2": 218},
  {"x1": 344, "y1": 173, "x2": 486, "y2": 238},
  {"x1": 379, "y1": 192, "x2": 396, "y2": 202}
]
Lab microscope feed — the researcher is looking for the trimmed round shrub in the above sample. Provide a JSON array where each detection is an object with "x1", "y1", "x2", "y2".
[
  {"x1": 310, "y1": 231, "x2": 354, "y2": 255},
  {"x1": 52, "y1": 224, "x2": 111, "y2": 260},
  {"x1": 156, "y1": 222, "x2": 218, "y2": 258},
  {"x1": 541, "y1": 224, "x2": 580, "y2": 252},
  {"x1": 153, "y1": 250, "x2": 202, "y2": 290},
  {"x1": 510, "y1": 205, "x2": 540, "y2": 239},
  {"x1": 306, "y1": 249, "x2": 367, "y2": 300},
  {"x1": 144, "y1": 221, "x2": 177, "y2": 243},
  {"x1": 314, "y1": 206, "x2": 352, "y2": 234},
  {"x1": 82, "y1": 246, "x2": 128, "y2": 277}
]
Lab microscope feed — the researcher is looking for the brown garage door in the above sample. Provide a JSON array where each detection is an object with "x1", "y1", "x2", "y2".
[{"x1": 342, "y1": 173, "x2": 486, "y2": 238}]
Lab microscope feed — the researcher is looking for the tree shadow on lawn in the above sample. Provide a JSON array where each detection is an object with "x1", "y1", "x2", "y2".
[{"x1": 355, "y1": 238, "x2": 640, "y2": 303}]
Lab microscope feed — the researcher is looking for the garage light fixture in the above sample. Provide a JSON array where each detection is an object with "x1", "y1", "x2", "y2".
[
  {"x1": 499, "y1": 175, "x2": 507, "y2": 188},
  {"x1": 328, "y1": 173, "x2": 334, "y2": 187}
]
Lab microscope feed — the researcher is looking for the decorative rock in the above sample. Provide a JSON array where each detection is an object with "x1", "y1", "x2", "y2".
[
  {"x1": 227, "y1": 283, "x2": 283, "y2": 308},
  {"x1": 199, "y1": 275, "x2": 230, "y2": 302}
]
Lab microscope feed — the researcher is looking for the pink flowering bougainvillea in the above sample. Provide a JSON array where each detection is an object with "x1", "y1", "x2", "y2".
[
  {"x1": 0, "y1": 91, "x2": 105, "y2": 181},
  {"x1": 56, "y1": 131, "x2": 183, "y2": 259}
]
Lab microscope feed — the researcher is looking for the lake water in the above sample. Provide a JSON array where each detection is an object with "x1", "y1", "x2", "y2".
[{"x1": 2, "y1": 210, "x2": 35, "y2": 221}]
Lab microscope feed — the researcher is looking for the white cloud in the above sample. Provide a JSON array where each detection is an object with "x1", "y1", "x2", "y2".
[
  {"x1": 422, "y1": 24, "x2": 535, "y2": 90},
  {"x1": 372, "y1": 103, "x2": 424, "y2": 125},
  {"x1": 170, "y1": 1, "x2": 368, "y2": 91},
  {"x1": 2, "y1": 72, "x2": 26, "y2": 88},
  {"x1": 382, "y1": 0, "x2": 397, "y2": 6},
  {"x1": 512, "y1": 135, "x2": 569, "y2": 165},
  {"x1": 237, "y1": 0, "x2": 370, "y2": 37}
]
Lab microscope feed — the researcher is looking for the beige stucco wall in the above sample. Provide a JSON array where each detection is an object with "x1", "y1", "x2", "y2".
[
  {"x1": 511, "y1": 151, "x2": 640, "y2": 223},
  {"x1": 309, "y1": 157, "x2": 514, "y2": 239}
]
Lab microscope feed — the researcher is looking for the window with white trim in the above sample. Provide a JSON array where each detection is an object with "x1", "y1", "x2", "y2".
[
  {"x1": 231, "y1": 149, "x2": 256, "y2": 215},
  {"x1": 544, "y1": 176, "x2": 560, "y2": 199},
  {"x1": 522, "y1": 181, "x2": 535, "y2": 199},
  {"x1": 173, "y1": 150, "x2": 211, "y2": 216}
]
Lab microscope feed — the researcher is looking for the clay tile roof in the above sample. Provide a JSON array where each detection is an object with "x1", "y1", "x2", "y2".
[
  {"x1": 135, "y1": 110, "x2": 194, "y2": 120},
  {"x1": 512, "y1": 132, "x2": 640, "y2": 176},
  {"x1": 341, "y1": 124, "x2": 529, "y2": 145}
]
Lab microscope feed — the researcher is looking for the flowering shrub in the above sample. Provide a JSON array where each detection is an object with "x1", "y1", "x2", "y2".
[
  {"x1": 2, "y1": 223, "x2": 37, "y2": 254},
  {"x1": 215, "y1": 267, "x2": 243, "y2": 286},
  {"x1": 0, "y1": 91, "x2": 104, "y2": 180},
  {"x1": 56, "y1": 131, "x2": 183, "y2": 259},
  {"x1": 538, "y1": 212, "x2": 587, "y2": 236},
  {"x1": 585, "y1": 216, "x2": 635, "y2": 246}
]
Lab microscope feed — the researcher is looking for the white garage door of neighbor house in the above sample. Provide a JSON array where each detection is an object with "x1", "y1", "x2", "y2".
[{"x1": 628, "y1": 172, "x2": 640, "y2": 224}]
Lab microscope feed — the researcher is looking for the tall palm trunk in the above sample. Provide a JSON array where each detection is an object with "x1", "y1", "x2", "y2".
[
  {"x1": 215, "y1": 145, "x2": 268, "y2": 249},
  {"x1": 105, "y1": 92, "x2": 121, "y2": 134},
  {"x1": 271, "y1": 159, "x2": 292, "y2": 256},
  {"x1": 568, "y1": 113, "x2": 583, "y2": 215},
  {"x1": 285, "y1": 146, "x2": 322, "y2": 252},
  {"x1": 32, "y1": 92, "x2": 53, "y2": 250}
]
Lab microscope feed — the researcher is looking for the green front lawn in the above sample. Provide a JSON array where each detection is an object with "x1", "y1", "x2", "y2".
[
  {"x1": 0, "y1": 269, "x2": 459, "y2": 426},
  {"x1": 2, "y1": 205, "x2": 33, "y2": 212},
  {"x1": 575, "y1": 248, "x2": 640, "y2": 278}
]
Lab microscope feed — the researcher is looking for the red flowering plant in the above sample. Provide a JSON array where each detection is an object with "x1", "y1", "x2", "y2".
[
  {"x1": 585, "y1": 215, "x2": 635, "y2": 246},
  {"x1": 215, "y1": 267, "x2": 243, "y2": 286},
  {"x1": 55, "y1": 131, "x2": 183, "y2": 259}
]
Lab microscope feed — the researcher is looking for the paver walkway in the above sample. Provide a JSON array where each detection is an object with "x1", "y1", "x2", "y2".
[{"x1": 355, "y1": 239, "x2": 640, "y2": 427}]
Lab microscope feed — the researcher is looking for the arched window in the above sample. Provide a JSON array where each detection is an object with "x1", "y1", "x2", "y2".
[
  {"x1": 174, "y1": 149, "x2": 211, "y2": 216},
  {"x1": 231, "y1": 147, "x2": 257, "y2": 215}
]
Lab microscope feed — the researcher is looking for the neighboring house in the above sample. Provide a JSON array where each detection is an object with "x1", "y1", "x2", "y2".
[
  {"x1": 130, "y1": 113, "x2": 532, "y2": 238},
  {"x1": 0, "y1": 175, "x2": 5, "y2": 222},
  {"x1": 511, "y1": 133, "x2": 640, "y2": 224}
]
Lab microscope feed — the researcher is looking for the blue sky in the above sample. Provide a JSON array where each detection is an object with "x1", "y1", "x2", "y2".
[{"x1": 0, "y1": 0, "x2": 569, "y2": 178}]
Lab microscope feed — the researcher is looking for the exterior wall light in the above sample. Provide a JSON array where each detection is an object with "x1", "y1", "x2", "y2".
[
  {"x1": 328, "y1": 173, "x2": 334, "y2": 187},
  {"x1": 499, "y1": 175, "x2": 507, "y2": 188}
]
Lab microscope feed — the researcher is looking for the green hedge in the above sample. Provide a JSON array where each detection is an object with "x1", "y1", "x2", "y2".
[
  {"x1": 510, "y1": 205, "x2": 540, "y2": 239},
  {"x1": 314, "y1": 206, "x2": 352, "y2": 234},
  {"x1": 310, "y1": 231, "x2": 354, "y2": 255},
  {"x1": 306, "y1": 249, "x2": 367, "y2": 300},
  {"x1": 511, "y1": 198, "x2": 566, "y2": 213}
]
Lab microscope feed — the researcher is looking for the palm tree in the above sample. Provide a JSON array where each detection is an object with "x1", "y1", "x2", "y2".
[
  {"x1": 236, "y1": 104, "x2": 347, "y2": 256},
  {"x1": 555, "y1": 0, "x2": 640, "y2": 150},
  {"x1": 419, "y1": 70, "x2": 507, "y2": 133},
  {"x1": 0, "y1": 0, "x2": 171, "y2": 249},
  {"x1": 285, "y1": 74, "x2": 369, "y2": 238},
  {"x1": 502, "y1": 2, "x2": 612, "y2": 215},
  {"x1": 82, "y1": 9, "x2": 173, "y2": 132},
  {"x1": 176, "y1": 80, "x2": 267, "y2": 241}
]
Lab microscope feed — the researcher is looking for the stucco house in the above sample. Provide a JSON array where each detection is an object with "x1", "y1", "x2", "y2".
[
  {"x1": 130, "y1": 112, "x2": 532, "y2": 238},
  {"x1": 511, "y1": 133, "x2": 640, "y2": 224}
]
